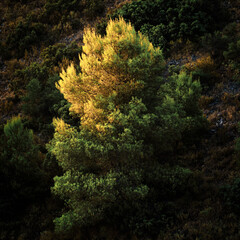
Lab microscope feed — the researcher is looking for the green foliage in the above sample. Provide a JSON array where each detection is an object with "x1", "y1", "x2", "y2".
[
  {"x1": 21, "y1": 74, "x2": 76, "y2": 136},
  {"x1": 14, "y1": 62, "x2": 49, "y2": 89},
  {"x1": 14, "y1": 42, "x2": 82, "y2": 91},
  {"x1": 2, "y1": 117, "x2": 37, "y2": 165},
  {"x1": 52, "y1": 170, "x2": 119, "y2": 232},
  {"x1": 22, "y1": 75, "x2": 73, "y2": 125},
  {"x1": 40, "y1": 43, "x2": 82, "y2": 68},
  {"x1": 201, "y1": 23, "x2": 238, "y2": 61},
  {"x1": 199, "y1": 25, "x2": 240, "y2": 84},
  {"x1": 145, "y1": 165, "x2": 195, "y2": 198},
  {"x1": 42, "y1": 0, "x2": 82, "y2": 24},
  {"x1": 9, "y1": 61, "x2": 49, "y2": 95},
  {"x1": 220, "y1": 178, "x2": 240, "y2": 214},
  {"x1": 155, "y1": 71, "x2": 205, "y2": 150},
  {"x1": 0, "y1": 117, "x2": 45, "y2": 220},
  {"x1": 19, "y1": 43, "x2": 82, "y2": 128},
  {"x1": 50, "y1": 162, "x2": 197, "y2": 236},
  {"x1": 48, "y1": 99, "x2": 157, "y2": 173},
  {"x1": 22, "y1": 78, "x2": 42, "y2": 117},
  {"x1": 223, "y1": 39, "x2": 240, "y2": 61},
  {"x1": 41, "y1": 0, "x2": 105, "y2": 27},
  {"x1": 105, "y1": 0, "x2": 227, "y2": 52},
  {"x1": 6, "y1": 21, "x2": 46, "y2": 58},
  {"x1": 116, "y1": 164, "x2": 198, "y2": 236},
  {"x1": 58, "y1": 18, "x2": 165, "y2": 116},
  {"x1": 48, "y1": 18, "x2": 204, "y2": 236},
  {"x1": 223, "y1": 37, "x2": 240, "y2": 77},
  {"x1": 83, "y1": 0, "x2": 105, "y2": 19}
]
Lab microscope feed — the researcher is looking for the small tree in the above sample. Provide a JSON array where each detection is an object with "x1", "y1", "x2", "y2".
[
  {"x1": 48, "y1": 18, "x2": 203, "y2": 235},
  {"x1": 0, "y1": 117, "x2": 45, "y2": 220}
]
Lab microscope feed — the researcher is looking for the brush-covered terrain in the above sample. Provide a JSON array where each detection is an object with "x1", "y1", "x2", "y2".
[{"x1": 1, "y1": 0, "x2": 240, "y2": 239}]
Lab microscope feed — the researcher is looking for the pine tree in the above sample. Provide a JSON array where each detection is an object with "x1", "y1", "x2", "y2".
[
  {"x1": 0, "y1": 117, "x2": 45, "y2": 220},
  {"x1": 48, "y1": 18, "x2": 203, "y2": 234}
]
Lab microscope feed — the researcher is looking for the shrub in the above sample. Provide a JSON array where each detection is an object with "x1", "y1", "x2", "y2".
[
  {"x1": 19, "y1": 43, "x2": 81, "y2": 130},
  {"x1": 223, "y1": 39, "x2": 240, "y2": 61},
  {"x1": 13, "y1": 43, "x2": 82, "y2": 92},
  {"x1": 41, "y1": 0, "x2": 105, "y2": 27},
  {"x1": 223, "y1": 37, "x2": 240, "y2": 79},
  {"x1": 15, "y1": 62, "x2": 49, "y2": 86},
  {"x1": 6, "y1": 21, "x2": 46, "y2": 58},
  {"x1": 83, "y1": 0, "x2": 105, "y2": 19},
  {"x1": 41, "y1": 0, "x2": 82, "y2": 24},
  {"x1": 22, "y1": 75, "x2": 70, "y2": 123},
  {"x1": 0, "y1": 117, "x2": 46, "y2": 221},
  {"x1": 201, "y1": 23, "x2": 238, "y2": 61},
  {"x1": 40, "y1": 42, "x2": 82, "y2": 70},
  {"x1": 220, "y1": 178, "x2": 240, "y2": 214},
  {"x1": 184, "y1": 55, "x2": 219, "y2": 85},
  {"x1": 104, "y1": 0, "x2": 228, "y2": 53}
]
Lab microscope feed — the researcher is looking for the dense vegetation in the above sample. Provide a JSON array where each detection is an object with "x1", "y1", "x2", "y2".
[
  {"x1": 97, "y1": 0, "x2": 228, "y2": 54},
  {"x1": 1, "y1": 0, "x2": 240, "y2": 239}
]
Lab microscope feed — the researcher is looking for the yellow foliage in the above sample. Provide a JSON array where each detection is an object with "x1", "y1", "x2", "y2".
[
  {"x1": 81, "y1": 100, "x2": 105, "y2": 132},
  {"x1": 185, "y1": 55, "x2": 216, "y2": 72},
  {"x1": 57, "y1": 17, "x2": 165, "y2": 131},
  {"x1": 53, "y1": 118, "x2": 70, "y2": 135}
]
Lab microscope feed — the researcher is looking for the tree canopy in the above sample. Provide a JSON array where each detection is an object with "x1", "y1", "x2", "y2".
[{"x1": 48, "y1": 18, "x2": 204, "y2": 234}]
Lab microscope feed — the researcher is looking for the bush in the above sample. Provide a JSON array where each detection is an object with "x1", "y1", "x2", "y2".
[
  {"x1": 40, "y1": 42, "x2": 82, "y2": 70},
  {"x1": 15, "y1": 62, "x2": 49, "y2": 87},
  {"x1": 220, "y1": 178, "x2": 240, "y2": 214},
  {"x1": 41, "y1": 0, "x2": 105, "y2": 26},
  {"x1": 0, "y1": 117, "x2": 46, "y2": 221},
  {"x1": 223, "y1": 39, "x2": 240, "y2": 61},
  {"x1": 6, "y1": 21, "x2": 46, "y2": 58},
  {"x1": 22, "y1": 75, "x2": 71, "y2": 123},
  {"x1": 19, "y1": 43, "x2": 82, "y2": 130},
  {"x1": 102, "y1": 0, "x2": 228, "y2": 53},
  {"x1": 41, "y1": 0, "x2": 82, "y2": 24},
  {"x1": 200, "y1": 23, "x2": 238, "y2": 61},
  {"x1": 184, "y1": 55, "x2": 219, "y2": 85},
  {"x1": 13, "y1": 43, "x2": 82, "y2": 92},
  {"x1": 83, "y1": 0, "x2": 105, "y2": 19},
  {"x1": 223, "y1": 37, "x2": 240, "y2": 79}
]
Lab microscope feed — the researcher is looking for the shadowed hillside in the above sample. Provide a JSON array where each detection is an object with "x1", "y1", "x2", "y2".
[{"x1": 1, "y1": 0, "x2": 240, "y2": 239}]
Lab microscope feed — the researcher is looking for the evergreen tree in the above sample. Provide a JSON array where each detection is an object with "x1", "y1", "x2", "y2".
[
  {"x1": 48, "y1": 18, "x2": 203, "y2": 235},
  {"x1": 0, "y1": 117, "x2": 45, "y2": 220}
]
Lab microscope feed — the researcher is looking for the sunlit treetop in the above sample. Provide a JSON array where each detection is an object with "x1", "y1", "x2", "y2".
[{"x1": 58, "y1": 17, "x2": 165, "y2": 119}]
